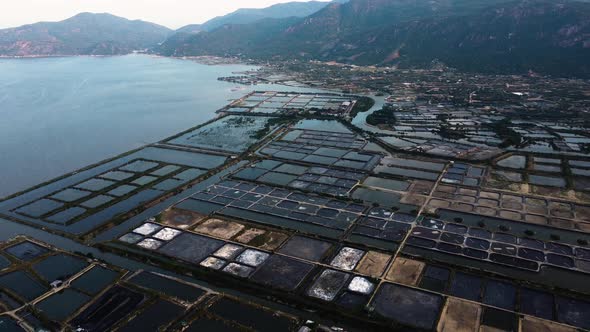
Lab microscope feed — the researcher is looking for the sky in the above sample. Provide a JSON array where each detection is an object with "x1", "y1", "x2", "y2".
[{"x1": 0, "y1": 0, "x2": 329, "y2": 30}]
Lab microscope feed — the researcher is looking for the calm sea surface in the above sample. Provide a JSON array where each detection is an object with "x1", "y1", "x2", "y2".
[{"x1": 0, "y1": 55, "x2": 323, "y2": 198}]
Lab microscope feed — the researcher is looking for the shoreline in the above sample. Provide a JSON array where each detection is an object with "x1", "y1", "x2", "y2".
[{"x1": 0, "y1": 53, "x2": 247, "y2": 64}]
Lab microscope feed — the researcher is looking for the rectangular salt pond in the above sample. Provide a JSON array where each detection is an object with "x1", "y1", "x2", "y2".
[
  {"x1": 132, "y1": 176, "x2": 159, "y2": 186},
  {"x1": 363, "y1": 177, "x2": 410, "y2": 191},
  {"x1": 572, "y1": 168, "x2": 590, "y2": 177},
  {"x1": 107, "y1": 185, "x2": 138, "y2": 197},
  {"x1": 278, "y1": 236, "x2": 332, "y2": 262},
  {"x1": 158, "y1": 233, "x2": 224, "y2": 264},
  {"x1": 100, "y1": 170, "x2": 135, "y2": 181},
  {"x1": 32, "y1": 254, "x2": 89, "y2": 282},
  {"x1": 207, "y1": 298, "x2": 297, "y2": 331},
  {"x1": 4, "y1": 241, "x2": 49, "y2": 261},
  {"x1": 375, "y1": 166, "x2": 439, "y2": 181},
  {"x1": 235, "y1": 249, "x2": 269, "y2": 267},
  {"x1": 534, "y1": 157, "x2": 561, "y2": 165},
  {"x1": 331, "y1": 247, "x2": 365, "y2": 271},
  {"x1": 15, "y1": 199, "x2": 63, "y2": 218},
  {"x1": 174, "y1": 169, "x2": 207, "y2": 181},
  {"x1": 46, "y1": 207, "x2": 87, "y2": 224},
  {"x1": 250, "y1": 255, "x2": 315, "y2": 291},
  {"x1": 80, "y1": 195, "x2": 114, "y2": 209},
  {"x1": 135, "y1": 147, "x2": 227, "y2": 170},
  {"x1": 386, "y1": 158, "x2": 445, "y2": 172},
  {"x1": 533, "y1": 164, "x2": 561, "y2": 173},
  {"x1": 153, "y1": 179, "x2": 185, "y2": 191},
  {"x1": 71, "y1": 286, "x2": 144, "y2": 330},
  {"x1": 497, "y1": 155, "x2": 527, "y2": 169},
  {"x1": 0, "y1": 270, "x2": 48, "y2": 301},
  {"x1": 529, "y1": 175, "x2": 567, "y2": 188},
  {"x1": 116, "y1": 300, "x2": 183, "y2": 332},
  {"x1": 167, "y1": 115, "x2": 275, "y2": 153},
  {"x1": 128, "y1": 272, "x2": 205, "y2": 302},
  {"x1": 36, "y1": 289, "x2": 90, "y2": 322},
  {"x1": 70, "y1": 189, "x2": 163, "y2": 234},
  {"x1": 307, "y1": 269, "x2": 350, "y2": 301},
  {"x1": 293, "y1": 120, "x2": 353, "y2": 133},
  {"x1": 50, "y1": 188, "x2": 92, "y2": 202},
  {"x1": 119, "y1": 160, "x2": 160, "y2": 173},
  {"x1": 75, "y1": 178, "x2": 116, "y2": 192},
  {"x1": 570, "y1": 160, "x2": 590, "y2": 168},
  {"x1": 150, "y1": 165, "x2": 181, "y2": 176},
  {"x1": 71, "y1": 266, "x2": 120, "y2": 295},
  {"x1": 351, "y1": 187, "x2": 402, "y2": 209}
]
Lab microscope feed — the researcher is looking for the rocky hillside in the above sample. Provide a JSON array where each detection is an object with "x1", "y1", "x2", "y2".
[
  {"x1": 157, "y1": 0, "x2": 590, "y2": 77},
  {"x1": 171, "y1": 1, "x2": 348, "y2": 46},
  {"x1": 0, "y1": 13, "x2": 171, "y2": 56},
  {"x1": 197, "y1": 0, "x2": 346, "y2": 32}
]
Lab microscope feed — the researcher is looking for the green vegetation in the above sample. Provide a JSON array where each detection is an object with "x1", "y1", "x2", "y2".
[
  {"x1": 436, "y1": 123, "x2": 467, "y2": 140},
  {"x1": 488, "y1": 118, "x2": 522, "y2": 148},
  {"x1": 156, "y1": 0, "x2": 590, "y2": 78},
  {"x1": 0, "y1": 13, "x2": 171, "y2": 56},
  {"x1": 366, "y1": 108, "x2": 396, "y2": 127},
  {"x1": 251, "y1": 117, "x2": 294, "y2": 139},
  {"x1": 350, "y1": 96, "x2": 375, "y2": 117}
]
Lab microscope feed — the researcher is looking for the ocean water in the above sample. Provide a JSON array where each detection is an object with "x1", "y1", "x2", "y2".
[{"x1": 0, "y1": 55, "x2": 321, "y2": 198}]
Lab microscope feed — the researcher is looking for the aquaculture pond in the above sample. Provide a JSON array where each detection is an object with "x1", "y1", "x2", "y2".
[{"x1": 168, "y1": 115, "x2": 276, "y2": 153}]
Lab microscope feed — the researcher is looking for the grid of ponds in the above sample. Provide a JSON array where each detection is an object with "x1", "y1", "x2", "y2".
[
  {"x1": 188, "y1": 180, "x2": 365, "y2": 233},
  {"x1": 11, "y1": 159, "x2": 207, "y2": 227},
  {"x1": 0, "y1": 237, "x2": 312, "y2": 331},
  {"x1": 374, "y1": 156, "x2": 446, "y2": 181},
  {"x1": 226, "y1": 92, "x2": 356, "y2": 116},
  {"x1": 389, "y1": 255, "x2": 590, "y2": 330},
  {"x1": 491, "y1": 154, "x2": 590, "y2": 191},
  {"x1": 427, "y1": 183, "x2": 590, "y2": 231},
  {"x1": 281, "y1": 128, "x2": 367, "y2": 149},
  {"x1": 232, "y1": 160, "x2": 367, "y2": 197},
  {"x1": 4, "y1": 91, "x2": 590, "y2": 331},
  {"x1": 117, "y1": 219, "x2": 454, "y2": 328},
  {"x1": 441, "y1": 162, "x2": 486, "y2": 187},
  {"x1": 0, "y1": 238, "x2": 122, "y2": 330},
  {"x1": 404, "y1": 217, "x2": 590, "y2": 274},
  {"x1": 165, "y1": 115, "x2": 275, "y2": 153},
  {"x1": 1, "y1": 146, "x2": 227, "y2": 235},
  {"x1": 348, "y1": 211, "x2": 417, "y2": 251},
  {"x1": 72, "y1": 268, "x2": 303, "y2": 332},
  {"x1": 260, "y1": 141, "x2": 382, "y2": 171}
]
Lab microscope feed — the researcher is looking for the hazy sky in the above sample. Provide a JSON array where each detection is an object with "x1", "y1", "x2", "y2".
[{"x1": 1, "y1": 0, "x2": 329, "y2": 29}]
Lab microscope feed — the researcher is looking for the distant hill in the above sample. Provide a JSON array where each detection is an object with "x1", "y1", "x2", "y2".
[
  {"x1": 173, "y1": 0, "x2": 348, "y2": 36},
  {"x1": 157, "y1": 0, "x2": 590, "y2": 77},
  {"x1": 176, "y1": 24, "x2": 203, "y2": 34},
  {"x1": 197, "y1": 1, "x2": 342, "y2": 32},
  {"x1": 166, "y1": 1, "x2": 347, "y2": 57},
  {"x1": 158, "y1": 17, "x2": 303, "y2": 57},
  {"x1": 0, "y1": 13, "x2": 171, "y2": 56}
]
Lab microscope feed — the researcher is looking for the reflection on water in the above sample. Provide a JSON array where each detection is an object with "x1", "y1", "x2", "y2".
[{"x1": 0, "y1": 55, "x2": 325, "y2": 198}]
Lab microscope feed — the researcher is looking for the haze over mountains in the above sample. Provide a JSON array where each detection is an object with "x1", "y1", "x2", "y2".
[
  {"x1": 177, "y1": 0, "x2": 349, "y2": 34},
  {"x1": 0, "y1": 13, "x2": 170, "y2": 56},
  {"x1": 1, "y1": 0, "x2": 589, "y2": 77},
  {"x1": 0, "y1": 1, "x2": 342, "y2": 57}
]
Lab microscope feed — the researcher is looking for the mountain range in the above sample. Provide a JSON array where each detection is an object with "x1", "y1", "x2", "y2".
[
  {"x1": 177, "y1": 0, "x2": 349, "y2": 33},
  {"x1": 158, "y1": 0, "x2": 590, "y2": 77},
  {"x1": 1, "y1": 0, "x2": 589, "y2": 77},
  {"x1": 0, "y1": 1, "x2": 342, "y2": 57},
  {"x1": 0, "y1": 13, "x2": 170, "y2": 56}
]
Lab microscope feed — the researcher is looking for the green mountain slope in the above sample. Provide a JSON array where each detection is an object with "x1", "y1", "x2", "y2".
[
  {"x1": 159, "y1": 18, "x2": 302, "y2": 57},
  {"x1": 0, "y1": 13, "x2": 171, "y2": 56},
  {"x1": 197, "y1": 1, "x2": 342, "y2": 32},
  {"x1": 157, "y1": 0, "x2": 590, "y2": 77},
  {"x1": 174, "y1": 1, "x2": 349, "y2": 35}
]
